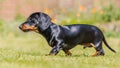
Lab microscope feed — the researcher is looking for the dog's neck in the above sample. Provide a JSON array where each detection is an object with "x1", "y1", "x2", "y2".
[
  {"x1": 38, "y1": 23, "x2": 58, "y2": 41},
  {"x1": 37, "y1": 22, "x2": 54, "y2": 33}
]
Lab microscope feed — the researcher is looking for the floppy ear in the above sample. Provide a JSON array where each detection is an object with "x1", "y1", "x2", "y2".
[{"x1": 38, "y1": 13, "x2": 52, "y2": 31}]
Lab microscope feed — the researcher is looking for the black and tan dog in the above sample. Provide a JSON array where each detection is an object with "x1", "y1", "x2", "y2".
[{"x1": 19, "y1": 12, "x2": 116, "y2": 56}]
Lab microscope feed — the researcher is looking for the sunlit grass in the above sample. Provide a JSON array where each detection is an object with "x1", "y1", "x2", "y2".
[{"x1": 0, "y1": 32, "x2": 120, "y2": 68}]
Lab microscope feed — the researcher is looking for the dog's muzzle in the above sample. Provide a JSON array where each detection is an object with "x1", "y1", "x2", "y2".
[
  {"x1": 19, "y1": 24, "x2": 29, "y2": 32},
  {"x1": 19, "y1": 24, "x2": 38, "y2": 32}
]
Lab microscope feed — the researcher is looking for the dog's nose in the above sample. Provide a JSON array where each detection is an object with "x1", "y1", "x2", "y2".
[{"x1": 19, "y1": 25, "x2": 22, "y2": 29}]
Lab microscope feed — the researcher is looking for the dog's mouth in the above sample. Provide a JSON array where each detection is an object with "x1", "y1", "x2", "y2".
[
  {"x1": 22, "y1": 29, "x2": 31, "y2": 32},
  {"x1": 19, "y1": 24, "x2": 38, "y2": 32}
]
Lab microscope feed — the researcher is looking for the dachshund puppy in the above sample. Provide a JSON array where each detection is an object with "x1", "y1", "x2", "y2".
[{"x1": 19, "y1": 12, "x2": 116, "y2": 56}]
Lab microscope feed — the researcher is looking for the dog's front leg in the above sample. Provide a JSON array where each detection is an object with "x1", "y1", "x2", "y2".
[{"x1": 49, "y1": 40, "x2": 63, "y2": 56}]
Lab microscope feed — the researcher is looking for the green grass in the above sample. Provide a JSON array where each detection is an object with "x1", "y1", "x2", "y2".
[{"x1": 0, "y1": 31, "x2": 120, "y2": 68}]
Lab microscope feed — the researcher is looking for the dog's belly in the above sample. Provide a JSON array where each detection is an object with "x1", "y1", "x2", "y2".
[
  {"x1": 63, "y1": 43, "x2": 77, "y2": 50},
  {"x1": 62, "y1": 36, "x2": 94, "y2": 50},
  {"x1": 63, "y1": 38, "x2": 82, "y2": 49}
]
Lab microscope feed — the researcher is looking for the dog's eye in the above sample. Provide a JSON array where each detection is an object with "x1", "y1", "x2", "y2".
[
  {"x1": 28, "y1": 20, "x2": 35, "y2": 25},
  {"x1": 31, "y1": 21, "x2": 35, "y2": 24}
]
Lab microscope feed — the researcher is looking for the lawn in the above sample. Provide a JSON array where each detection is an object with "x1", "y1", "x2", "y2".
[{"x1": 0, "y1": 30, "x2": 120, "y2": 68}]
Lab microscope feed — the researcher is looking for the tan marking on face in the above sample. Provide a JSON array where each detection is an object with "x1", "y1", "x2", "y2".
[{"x1": 21, "y1": 24, "x2": 38, "y2": 32}]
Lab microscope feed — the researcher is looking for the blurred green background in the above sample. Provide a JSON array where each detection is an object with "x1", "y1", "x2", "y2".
[
  {"x1": 0, "y1": 0, "x2": 120, "y2": 37},
  {"x1": 0, "y1": 0, "x2": 120, "y2": 68}
]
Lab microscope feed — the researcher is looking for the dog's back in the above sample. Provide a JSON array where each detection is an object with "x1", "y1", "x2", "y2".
[{"x1": 60, "y1": 24, "x2": 102, "y2": 44}]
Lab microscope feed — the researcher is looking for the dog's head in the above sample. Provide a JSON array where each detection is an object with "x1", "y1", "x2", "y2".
[{"x1": 19, "y1": 12, "x2": 52, "y2": 32}]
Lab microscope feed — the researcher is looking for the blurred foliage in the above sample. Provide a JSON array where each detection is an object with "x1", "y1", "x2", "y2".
[
  {"x1": 0, "y1": 20, "x2": 23, "y2": 37},
  {"x1": 102, "y1": 5, "x2": 120, "y2": 22},
  {"x1": 11, "y1": 5, "x2": 120, "y2": 25},
  {"x1": 0, "y1": 19, "x2": 4, "y2": 32},
  {"x1": 105, "y1": 31, "x2": 120, "y2": 38},
  {"x1": 0, "y1": 5, "x2": 119, "y2": 38},
  {"x1": 15, "y1": 13, "x2": 26, "y2": 22},
  {"x1": 59, "y1": 5, "x2": 120, "y2": 25}
]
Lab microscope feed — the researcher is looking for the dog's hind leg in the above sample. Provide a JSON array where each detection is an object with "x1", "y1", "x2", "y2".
[{"x1": 92, "y1": 40, "x2": 105, "y2": 56}]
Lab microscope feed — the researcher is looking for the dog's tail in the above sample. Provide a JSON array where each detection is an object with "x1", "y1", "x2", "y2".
[{"x1": 103, "y1": 36, "x2": 116, "y2": 53}]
